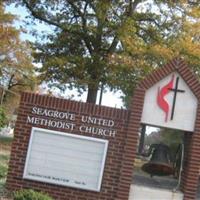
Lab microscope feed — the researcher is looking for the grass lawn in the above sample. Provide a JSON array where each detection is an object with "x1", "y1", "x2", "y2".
[
  {"x1": 0, "y1": 136, "x2": 13, "y2": 144},
  {"x1": 0, "y1": 135, "x2": 12, "y2": 199}
]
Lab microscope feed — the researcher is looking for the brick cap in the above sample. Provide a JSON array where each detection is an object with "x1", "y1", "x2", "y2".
[{"x1": 136, "y1": 58, "x2": 200, "y2": 99}]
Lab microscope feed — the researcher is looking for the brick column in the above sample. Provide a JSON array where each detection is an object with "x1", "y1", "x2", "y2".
[
  {"x1": 116, "y1": 88, "x2": 145, "y2": 200},
  {"x1": 181, "y1": 107, "x2": 200, "y2": 200}
]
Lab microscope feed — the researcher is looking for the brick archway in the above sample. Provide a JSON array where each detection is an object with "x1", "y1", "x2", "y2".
[{"x1": 119, "y1": 58, "x2": 200, "y2": 200}]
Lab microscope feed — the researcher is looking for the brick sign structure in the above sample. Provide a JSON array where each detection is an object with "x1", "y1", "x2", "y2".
[
  {"x1": 6, "y1": 58, "x2": 200, "y2": 200},
  {"x1": 6, "y1": 91, "x2": 137, "y2": 200}
]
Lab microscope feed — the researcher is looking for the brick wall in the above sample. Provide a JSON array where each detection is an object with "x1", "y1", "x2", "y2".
[{"x1": 6, "y1": 92, "x2": 135, "y2": 200}]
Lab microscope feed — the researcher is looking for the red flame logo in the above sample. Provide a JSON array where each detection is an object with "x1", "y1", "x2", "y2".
[{"x1": 157, "y1": 75, "x2": 175, "y2": 122}]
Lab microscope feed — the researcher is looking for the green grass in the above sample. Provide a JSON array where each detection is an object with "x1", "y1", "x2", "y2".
[
  {"x1": 0, "y1": 138, "x2": 11, "y2": 198},
  {"x1": 0, "y1": 153, "x2": 10, "y2": 190},
  {"x1": 0, "y1": 150, "x2": 10, "y2": 169},
  {"x1": 0, "y1": 154, "x2": 9, "y2": 162},
  {"x1": 0, "y1": 177, "x2": 6, "y2": 193},
  {"x1": 0, "y1": 135, "x2": 13, "y2": 144},
  {"x1": 0, "y1": 127, "x2": 13, "y2": 198}
]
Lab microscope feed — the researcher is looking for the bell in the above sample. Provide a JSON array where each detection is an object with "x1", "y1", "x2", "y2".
[{"x1": 141, "y1": 143, "x2": 174, "y2": 176}]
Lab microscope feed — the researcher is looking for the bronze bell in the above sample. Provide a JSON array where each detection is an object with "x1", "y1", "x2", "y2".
[{"x1": 141, "y1": 143, "x2": 174, "y2": 176}]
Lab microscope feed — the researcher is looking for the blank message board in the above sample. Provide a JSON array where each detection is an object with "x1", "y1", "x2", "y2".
[{"x1": 23, "y1": 127, "x2": 108, "y2": 191}]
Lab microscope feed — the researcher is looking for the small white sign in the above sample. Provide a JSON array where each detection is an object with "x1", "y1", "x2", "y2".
[
  {"x1": 23, "y1": 127, "x2": 108, "y2": 192},
  {"x1": 141, "y1": 72, "x2": 198, "y2": 132}
]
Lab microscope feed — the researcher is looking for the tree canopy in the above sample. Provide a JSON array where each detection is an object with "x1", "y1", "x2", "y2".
[
  {"x1": 0, "y1": 2, "x2": 36, "y2": 118},
  {"x1": 9, "y1": 0, "x2": 200, "y2": 105}
]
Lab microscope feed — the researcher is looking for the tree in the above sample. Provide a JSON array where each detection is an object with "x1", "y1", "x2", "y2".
[
  {"x1": 0, "y1": 106, "x2": 7, "y2": 129},
  {"x1": 0, "y1": 2, "x2": 36, "y2": 117},
  {"x1": 159, "y1": 128, "x2": 183, "y2": 162},
  {"x1": 9, "y1": 1, "x2": 200, "y2": 104}
]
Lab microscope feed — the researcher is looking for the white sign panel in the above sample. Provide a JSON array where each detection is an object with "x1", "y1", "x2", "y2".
[
  {"x1": 23, "y1": 127, "x2": 108, "y2": 191},
  {"x1": 141, "y1": 72, "x2": 198, "y2": 132}
]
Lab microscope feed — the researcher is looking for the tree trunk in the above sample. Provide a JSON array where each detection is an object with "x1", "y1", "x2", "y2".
[
  {"x1": 138, "y1": 125, "x2": 146, "y2": 154},
  {"x1": 0, "y1": 87, "x2": 4, "y2": 105},
  {"x1": 86, "y1": 86, "x2": 98, "y2": 104}
]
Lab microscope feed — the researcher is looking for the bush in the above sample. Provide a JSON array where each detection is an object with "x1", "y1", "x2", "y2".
[{"x1": 13, "y1": 189, "x2": 53, "y2": 200}]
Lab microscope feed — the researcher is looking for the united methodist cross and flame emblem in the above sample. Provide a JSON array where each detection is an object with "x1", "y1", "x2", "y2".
[{"x1": 157, "y1": 74, "x2": 185, "y2": 122}]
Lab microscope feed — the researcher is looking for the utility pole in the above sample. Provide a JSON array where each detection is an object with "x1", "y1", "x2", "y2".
[{"x1": 99, "y1": 83, "x2": 104, "y2": 105}]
